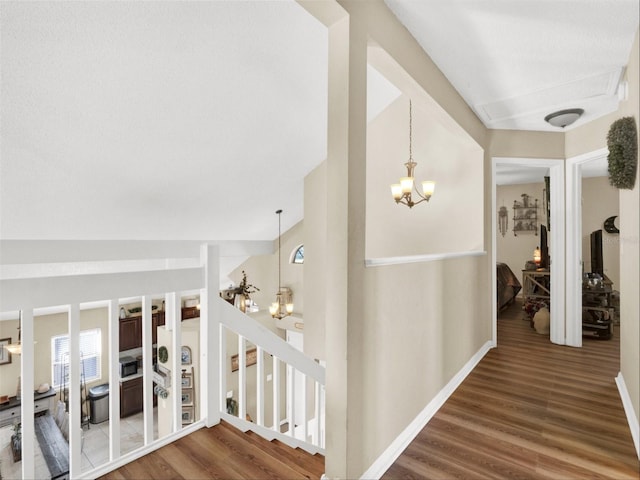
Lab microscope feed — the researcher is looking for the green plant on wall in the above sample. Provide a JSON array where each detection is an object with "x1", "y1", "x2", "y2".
[{"x1": 607, "y1": 116, "x2": 638, "y2": 189}]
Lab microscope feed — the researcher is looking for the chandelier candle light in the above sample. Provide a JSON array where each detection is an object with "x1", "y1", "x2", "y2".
[
  {"x1": 269, "y1": 209, "x2": 294, "y2": 319},
  {"x1": 391, "y1": 100, "x2": 435, "y2": 208}
]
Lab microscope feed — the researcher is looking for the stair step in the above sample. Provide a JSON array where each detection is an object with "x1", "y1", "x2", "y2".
[
  {"x1": 270, "y1": 438, "x2": 325, "y2": 478},
  {"x1": 219, "y1": 421, "x2": 325, "y2": 478}
]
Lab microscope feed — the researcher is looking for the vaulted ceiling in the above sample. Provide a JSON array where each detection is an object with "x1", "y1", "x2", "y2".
[{"x1": 1, "y1": 0, "x2": 638, "y2": 245}]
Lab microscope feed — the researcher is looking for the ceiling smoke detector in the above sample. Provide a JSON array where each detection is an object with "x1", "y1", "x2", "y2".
[{"x1": 544, "y1": 108, "x2": 584, "y2": 128}]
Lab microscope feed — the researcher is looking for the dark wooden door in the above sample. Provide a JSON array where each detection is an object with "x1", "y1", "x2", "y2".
[{"x1": 120, "y1": 377, "x2": 143, "y2": 417}]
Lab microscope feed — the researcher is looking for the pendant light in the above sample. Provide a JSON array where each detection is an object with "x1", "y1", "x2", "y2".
[
  {"x1": 390, "y1": 100, "x2": 435, "y2": 208},
  {"x1": 269, "y1": 209, "x2": 293, "y2": 319}
]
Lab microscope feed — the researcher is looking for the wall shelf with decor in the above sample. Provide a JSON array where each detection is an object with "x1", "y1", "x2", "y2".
[
  {"x1": 512, "y1": 195, "x2": 538, "y2": 236},
  {"x1": 181, "y1": 367, "x2": 195, "y2": 425}
]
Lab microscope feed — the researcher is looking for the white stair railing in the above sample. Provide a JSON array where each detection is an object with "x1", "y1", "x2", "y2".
[
  {"x1": 0, "y1": 242, "x2": 325, "y2": 479},
  {"x1": 219, "y1": 298, "x2": 325, "y2": 454}
]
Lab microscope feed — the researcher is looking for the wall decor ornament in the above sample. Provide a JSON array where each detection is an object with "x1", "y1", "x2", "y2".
[
  {"x1": 607, "y1": 116, "x2": 638, "y2": 189},
  {"x1": 603, "y1": 215, "x2": 620, "y2": 234},
  {"x1": 158, "y1": 346, "x2": 168, "y2": 363},
  {"x1": 0, "y1": 337, "x2": 12, "y2": 365},
  {"x1": 498, "y1": 205, "x2": 508, "y2": 237},
  {"x1": 181, "y1": 346, "x2": 192, "y2": 365}
]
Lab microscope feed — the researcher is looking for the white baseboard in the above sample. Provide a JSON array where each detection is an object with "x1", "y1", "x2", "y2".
[
  {"x1": 615, "y1": 371, "x2": 640, "y2": 459},
  {"x1": 360, "y1": 340, "x2": 494, "y2": 480}
]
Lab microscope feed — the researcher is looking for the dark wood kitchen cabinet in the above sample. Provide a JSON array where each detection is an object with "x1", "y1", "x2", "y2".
[
  {"x1": 120, "y1": 377, "x2": 143, "y2": 418},
  {"x1": 152, "y1": 311, "x2": 165, "y2": 345},
  {"x1": 119, "y1": 317, "x2": 142, "y2": 351},
  {"x1": 119, "y1": 311, "x2": 165, "y2": 351}
]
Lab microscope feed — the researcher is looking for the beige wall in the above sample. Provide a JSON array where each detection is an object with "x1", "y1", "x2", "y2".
[
  {"x1": 303, "y1": 161, "x2": 327, "y2": 361},
  {"x1": 366, "y1": 95, "x2": 484, "y2": 258},
  {"x1": 582, "y1": 176, "x2": 620, "y2": 288},
  {"x1": 301, "y1": 1, "x2": 492, "y2": 477},
  {"x1": 566, "y1": 29, "x2": 639, "y2": 440},
  {"x1": 0, "y1": 308, "x2": 109, "y2": 399},
  {"x1": 496, "y1": 182, "x2": 548, "y2": 279},
  {"x1": 229, "y1": 220, "x2": 304, "y2": 318},
  {"x1": 489, "y1": 129, "x2": 565, "y2": 159}
]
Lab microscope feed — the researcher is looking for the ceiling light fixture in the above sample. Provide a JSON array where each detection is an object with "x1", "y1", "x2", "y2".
[
  {"x1": 269, "y1": 209, "x2": 293, "y2": 319},
  {"x1": 391, "y1": 100, "x2": 435, "y2": 208},
  {"x1": 5, "y1": 311, "x2": 25, "y2": 355},
  {"x1": 544, "y1": 108, "x2": 584, "y2": 128}
]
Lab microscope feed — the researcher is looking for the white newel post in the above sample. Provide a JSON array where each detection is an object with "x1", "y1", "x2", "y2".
[
  {"x1": 201, "y1": 243, "x2": 221, "y2": 427},
  {"x1": 20, "y1": 309, "x2": 35, "y2": 480}
]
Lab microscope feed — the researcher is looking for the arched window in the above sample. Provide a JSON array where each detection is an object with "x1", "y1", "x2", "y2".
[{"x1": 291, "y1": 245, "x2": 304, "y2": 264}]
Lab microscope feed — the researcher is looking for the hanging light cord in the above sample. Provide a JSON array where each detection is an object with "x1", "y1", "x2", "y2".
[
  {"x1": 409, "y1": 100, "x2": 413, "y2": 161},
  {"x1": 276, "y1": 209, "x2": 282, "y2": 290}
]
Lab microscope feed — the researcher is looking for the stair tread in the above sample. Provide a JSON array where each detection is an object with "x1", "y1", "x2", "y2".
[{"x1": 219, "y1": 420, "x2": 325, "y2": 478}]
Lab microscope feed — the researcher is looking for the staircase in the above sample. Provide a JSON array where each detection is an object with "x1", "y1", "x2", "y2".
[
  {"x1": 99, "y1": 420, "x2": 325, "y2": 480},
  {"x1": 220, "y1": 298, "x2": 325, "y2": 454}
]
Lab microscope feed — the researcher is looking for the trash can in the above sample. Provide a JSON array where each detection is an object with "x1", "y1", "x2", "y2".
[{"x1": 88, "y1": 383, "x2": 109, "y2": 424}]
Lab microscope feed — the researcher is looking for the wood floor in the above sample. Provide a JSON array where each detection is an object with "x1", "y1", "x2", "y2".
[
  {"x1": 100, "y1": 299, "x2": 638, "y2": 480},
  {"x1": 383, "y1": 299, "x2": 639, "y2": 479},
  {"x1": 99, "y1": 420, "x2": 325, "y2": 480}
]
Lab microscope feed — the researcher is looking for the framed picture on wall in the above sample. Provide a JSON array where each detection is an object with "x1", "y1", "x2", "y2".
[
  {"x1": 181, "y1": 388, "x2": 194, "y2": 406},
  {"x1": 181, "y1": 346, "x2": 192, "y2": 365},
  {"x1": 231, "y1": 348, "x2": 258, "y2": 372},
  {"x1": 0, "y1": 338, "x2": 11, "y2": 365},
  {"x1": 182, "y1": 406, "x2": 194, "y2": 424},
  {"x1": 181, "y1": 372, "x2": 193, "y2": 388}
]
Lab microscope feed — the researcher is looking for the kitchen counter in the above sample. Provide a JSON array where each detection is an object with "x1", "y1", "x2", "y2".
[{"x1": 120, "y1": 370, "x2": 143, "y2": 383}]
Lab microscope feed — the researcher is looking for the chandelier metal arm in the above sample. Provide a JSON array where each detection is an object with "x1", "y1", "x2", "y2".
[{"x1": 394, "y1": 191, "x2": 430, "y2": 209}]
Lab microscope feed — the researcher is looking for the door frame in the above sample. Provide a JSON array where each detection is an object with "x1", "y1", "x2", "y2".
[
  {"x1": 492, "y1": 157, "x2": 565, "y2": 345},
  {"x1": 565, "y1": 147, "x2": 609, "y2": 347}
]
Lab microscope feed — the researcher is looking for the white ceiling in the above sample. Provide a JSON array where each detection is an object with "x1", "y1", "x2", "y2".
[
  {"x1": 0, "y1": 1, "x2": 328, "y2": 241},
  {"x1": 385, "y1": 0, "x2": 639, "y2": 132},
  {"x1": 0, "y1": 1, "x2": 637, "y2": 251}
]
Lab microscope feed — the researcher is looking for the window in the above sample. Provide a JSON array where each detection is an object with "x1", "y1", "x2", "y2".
[
  {"x1": 52, "y1": 328, "x2": 101, "y2": 388},
  {"x1": 292, "y1": 245, "x2": 304, "y2": 264}
]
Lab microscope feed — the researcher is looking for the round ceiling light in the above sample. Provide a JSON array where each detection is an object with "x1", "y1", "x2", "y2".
[{"x1": 544, "y1": 108, "x2": 584, "y2": 128}]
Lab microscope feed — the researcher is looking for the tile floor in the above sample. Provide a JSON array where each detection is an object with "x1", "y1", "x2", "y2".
[
  {"x1": 0, "y1": 409, "x2": 158, "y2": 479},
  {"x1": 81, "y1": 408, "x2": 159, "y2": 473}
]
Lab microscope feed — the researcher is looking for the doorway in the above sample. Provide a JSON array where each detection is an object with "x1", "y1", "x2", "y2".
[
  {"x1": 492, "y1": 157, "x2": 565, "y2": 346},
  {"x1": 566, "y1": 147, "x2": 613, "y2": 347}
]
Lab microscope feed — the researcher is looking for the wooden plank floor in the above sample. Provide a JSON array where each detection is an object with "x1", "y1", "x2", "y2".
[
  {"x1": 99, "y1": 420, "x2": 324, "y2": 480},
  {"x1": 383, "y1": 299, "x2": 639, "y2": 479}
]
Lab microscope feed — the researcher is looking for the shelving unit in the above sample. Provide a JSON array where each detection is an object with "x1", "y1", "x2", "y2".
[
  {"x1": 512, "y1": 197, "x2": 538, "y2": 236},
  {"x1": 181, "y1": 367, "x2": 195, "y2": 425},
  {"x1": 59, "y1": 353, "x2": 91, "y2": 429}
]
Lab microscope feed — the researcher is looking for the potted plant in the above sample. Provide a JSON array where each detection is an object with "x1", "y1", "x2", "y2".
[
  {"x1": 233, "y1": 271, "x2": 259, "y2": 313},
  {"x1": 10, "y1": 422, "x2": 21, "y2": 462}
]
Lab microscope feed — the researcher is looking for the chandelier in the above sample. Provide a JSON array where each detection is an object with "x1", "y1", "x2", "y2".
[
  {"x1": 5, "y1": 311, "x2": 35, "y2": 355},
  {"x1": 269, "y1": 209, "x2": 293, "y2": 319},
  {"x1": 390, "y1": 100, "x2": 435, "y2": 208}
]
